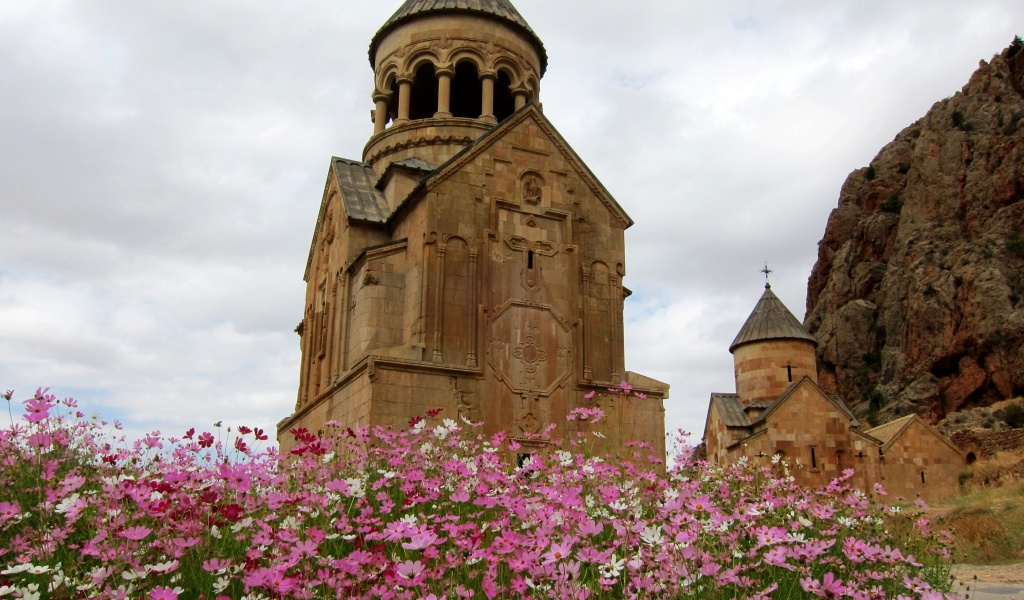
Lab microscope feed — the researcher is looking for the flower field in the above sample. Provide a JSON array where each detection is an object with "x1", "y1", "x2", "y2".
[{"x1": 1, "y1": 388, "x2": 957, "y2": 599}]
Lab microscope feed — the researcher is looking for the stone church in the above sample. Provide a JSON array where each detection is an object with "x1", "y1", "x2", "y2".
[
  {"x1": 702, "y1": 283, "x2": 965, "y2": 500},
  {"x1": 277, "y1": 0, "x2": 669, "y2": 459}
]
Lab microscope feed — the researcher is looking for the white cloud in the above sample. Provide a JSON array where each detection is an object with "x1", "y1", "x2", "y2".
[{"x1": 2, "y1": 0, "x2": 1021, "y2": 448}]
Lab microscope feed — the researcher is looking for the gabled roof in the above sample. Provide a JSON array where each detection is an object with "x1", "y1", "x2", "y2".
[
  {"x1": 370, "y1": 0, "x2": 547, "y2": 73},
  {"x1": 333, "y1": 158, "x2": 391, "y2": 224},
  {"x1": 864, "y1": 414, "x2": 916, "y2": 445},
  {"x1": 406, "y1": 103, "x2": 633, "y2": 228},
  {"x1": 711, "y1": 394, "x2": 749, "y2": 427},
  {"x1": 751, "y1": 377, "x2": 861, "y2": 429},
  {"x1": 730, "y1": 285, "x2": 818, "y2": 353},
  {"x1": 864, "y1": 414, "x2": 964, "y2": 456},
  {"x1": 303, "y1": 158, "x2": 392, "y2": 281}
]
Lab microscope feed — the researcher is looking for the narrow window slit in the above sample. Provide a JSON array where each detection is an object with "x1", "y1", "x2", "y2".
[{"x1": 527, "y1": 250, "x2": 534, "y2": 269}]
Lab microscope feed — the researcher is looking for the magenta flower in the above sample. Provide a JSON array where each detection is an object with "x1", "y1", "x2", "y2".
[
  {"x1": 149, "y1": 587, "x2": 178, "y2": 600},
  {"x1": 395, "y1": 560, "x2": 425, "y2": 586},
  {"x1": 542, "y1": 540, "x2": 573, "y2": 564},
  {"x1": 402, "y1": 531, "x2": 440, "y2": 551},
  {"x1": 119, "y1": 526, "x2": 152, "y2": 540},
  {"x1": 22, "y1": 390, "x2": 56, "y2": 423}
]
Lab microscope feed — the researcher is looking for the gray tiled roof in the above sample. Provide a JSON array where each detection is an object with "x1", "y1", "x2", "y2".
[
  {"x1": 392, "y1": 157, "x2": 436, "y2": 172},
  {"x1": 712, "y1": 394, "x2": 750, "y2": 428},
  {"x1": 729, "y1": 285, "x2": 818, "y2": 352},
  {"x1": 332, "y1": 158, "x2": 391, "y2": 224},
  {"x1": 370, "y1": 0, "x2": 547, "y2": 73}
]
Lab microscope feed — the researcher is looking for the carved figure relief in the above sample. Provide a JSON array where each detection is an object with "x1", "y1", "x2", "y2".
[
  {"x1": 452, "y1": 377, "x2": 480, "y2": 424},
  {"x1": 522, "y1": 173, "x2": 543, "y2": 205}
]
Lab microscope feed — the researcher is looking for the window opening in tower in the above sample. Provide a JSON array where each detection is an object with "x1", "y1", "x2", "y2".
[
  {"x1": 409, "y1": 63, "x2": 439, "y2": 120},
  {"x1": 451, "y1": 62, "x2": 482, "y2": 118},
  {"x1": 494, "y1": 71, "x2": 515, "y2": 121}
]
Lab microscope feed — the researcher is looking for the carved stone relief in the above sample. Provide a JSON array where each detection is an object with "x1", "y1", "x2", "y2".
[{"x1": 522, "y1": 173, "x2": 543, "y2": 205}]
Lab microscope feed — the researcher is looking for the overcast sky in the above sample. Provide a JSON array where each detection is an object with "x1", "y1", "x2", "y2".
[{"x1": 1, "y1": 1, "x2": 1021, "y2": 446}]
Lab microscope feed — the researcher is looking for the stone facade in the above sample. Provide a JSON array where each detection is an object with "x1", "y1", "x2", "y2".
[
  {"x1": 703, "y1": 285, "x2": 964, "y2": 500},
  {"x1": 278, "y1": 0, "x2": 668, "y2": 461}
]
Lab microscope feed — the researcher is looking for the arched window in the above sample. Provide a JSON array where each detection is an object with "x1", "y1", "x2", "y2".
[
  {"x1": 451, "y1": 61, "x2": 481, "y2": 118},
  {"x1": 494, "y1": 70, "x2": 515, "y2": 121},
  {"x1": 388, "y1": 78, "x2": 400, "y2": 122},
  {"x1": 409, "y1": 63, "x2": 439, "y2": 120}
]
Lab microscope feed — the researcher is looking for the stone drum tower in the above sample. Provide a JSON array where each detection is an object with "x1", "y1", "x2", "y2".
[{"x1": 278, "y1": 0, "x2": 669, "y2": 460}]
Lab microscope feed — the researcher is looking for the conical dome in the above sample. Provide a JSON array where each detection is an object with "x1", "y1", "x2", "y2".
[
  {"x1": 729, "y1": 285, "x2": 817, "y2": 353},
  {"x1": 370, "y1": 0, "x2": 547, "y2": 73}
]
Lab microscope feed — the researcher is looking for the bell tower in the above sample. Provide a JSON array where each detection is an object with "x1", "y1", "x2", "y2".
[
  {"x1": 364, "y1": 0, "x2": 547, "y2": 173},
  {"x1": 279, "y1": 0, "x2": 669, "y2": 461}
]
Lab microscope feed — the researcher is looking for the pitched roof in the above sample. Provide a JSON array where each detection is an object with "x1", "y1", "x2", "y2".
[
  {"x1": 409, "y1": 103, "x2": 633, "y2": 228},
  {"x1": 864, "y1": 414, "x2": 916, "y2": 445},
  {"x1": 303, "y1": 158, "x2": 392, "y2": 281},
  {"x1": 729, "y1": 285, "x2": 818, "y2": 353},
  {"x1": 751, "y1": 377, "x2": 861, "y2": 429},
  {"x1": 864, "y1": 414, "x2": 964, "y2": 456},
  {"x1": 370, "y1": 0, "x2": 547, "y2": 73},
  {"x1": 332, "y1": 158, "x2": 391, "y2": 224},
  {"x1": 711, "y1": 394, "x2": 749, "y2": 427}
]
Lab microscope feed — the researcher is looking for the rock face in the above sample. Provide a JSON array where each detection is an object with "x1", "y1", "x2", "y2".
[{"x1": 806, "y1": 38, "x2": 1024, "y2": 425}]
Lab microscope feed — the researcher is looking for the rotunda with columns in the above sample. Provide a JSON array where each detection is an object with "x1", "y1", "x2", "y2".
[{"x1": 364, "y1": 0, "x2": 546, "y2": 173}]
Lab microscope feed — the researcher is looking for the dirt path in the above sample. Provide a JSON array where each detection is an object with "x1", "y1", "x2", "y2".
[{"x1": 953, "y1": 563, "x2": 1024, "y2": 584}]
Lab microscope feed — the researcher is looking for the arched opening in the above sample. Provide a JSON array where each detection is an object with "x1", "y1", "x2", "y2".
[
  {"x1": 494, "y1": 70, "x2": 515, "y2": 121},
  {"x1": 388, "y1": 78, "x2": 400, "y2": 122},
  {"x1": 966, "y1": 451, "x2": 977, "y2": 464},
  {"x1": 409, "y1": 63, "x2": 438, "y2": 120},
  {"x1": 451, "y1": 61, "x2": 481, "y2": 118}
]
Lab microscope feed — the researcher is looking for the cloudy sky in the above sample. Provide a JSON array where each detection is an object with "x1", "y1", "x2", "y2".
[{"x1": 2, "y1": 0, "x2": 1021, "y2": 445}]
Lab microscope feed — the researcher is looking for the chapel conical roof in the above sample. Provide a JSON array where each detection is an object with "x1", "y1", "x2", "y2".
[
  {"x1": 370, "y1": 0, "x2": 547, "y2": 73},
  {"x1": 729, "y1": 285, "x2": 818, "y2": 353}
]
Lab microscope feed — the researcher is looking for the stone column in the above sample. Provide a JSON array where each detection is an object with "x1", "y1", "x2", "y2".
[
  {"x1": 480, "y1": 72, "x2": 497, "y2": 123},
  {"x1": 372, "y1": 92, "x2": 390, "y2": 135},
  {"x1": 435, "y1": 67, "x2": 453, "y2": 118},
  {"x1": 395, "y1": 77, "x2": 413, "y2": 125},
  {"x1": 512, "y1": 87, "x2": 529, "y2": 110}
]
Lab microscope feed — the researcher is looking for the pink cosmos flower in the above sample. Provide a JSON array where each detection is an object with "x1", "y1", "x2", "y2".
[
  {"x1": 119, "y1": 526, "x2": 152, "y2": 540},
  {"x1": 23, "y1": 391, "x2": 56, "y2": 423},
  {"x1": 202, "y1": 558, "x2": 231, "y2": 572},
  {"x1": 542, "y1": 540, "x2": 573, "y2": 564},
  {"x1": 395, "y1": 560, "x2": 425, "y2": 586},
  {"x1": 402, "y1": 531, "x2": 441, "y2": 551},
  {"x1": 149, "y1": 587, "x2": 178, "y2": 600},
  {"x1": 801, "y1": 572, "x2": 848, "y2": 598}
]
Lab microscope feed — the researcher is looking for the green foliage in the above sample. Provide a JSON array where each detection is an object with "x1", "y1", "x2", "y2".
[
  {"x1": 1008, "y1": 35, "x2": 1023, "y2": 59},
  {"x1": 898, "y1": 164, "x2": 911, "y2": 175},
  {"x1": 880, "y1": 193, "x2": 904, "y2": 214},
  {"x1": 952, "y1": 110, "x2": 973, "y2": 132},
  {"x1": 865, "y1": 165, "x2": 876, "y2": 180},
  {"x1": 1001, "y1": 402, "x2": 1024, "y2": 428}
]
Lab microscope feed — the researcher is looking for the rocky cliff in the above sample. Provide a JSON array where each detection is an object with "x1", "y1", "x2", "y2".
[{"x1": 806, "y1": 37, "x2": 1024, "y2": 425}]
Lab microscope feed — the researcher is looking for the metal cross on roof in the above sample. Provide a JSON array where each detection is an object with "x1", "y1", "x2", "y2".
[{"x1": 761, "y1": 262, "x2": 773, "y2": 288}]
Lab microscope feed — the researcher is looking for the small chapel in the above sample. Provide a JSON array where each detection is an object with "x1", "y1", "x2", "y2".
[
  {"x1": 702, "y1": 282, "x2": 965, "y2": 500},
  {"x1": 277, "y1": 0, "x2": 669, "y2": 458}
]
